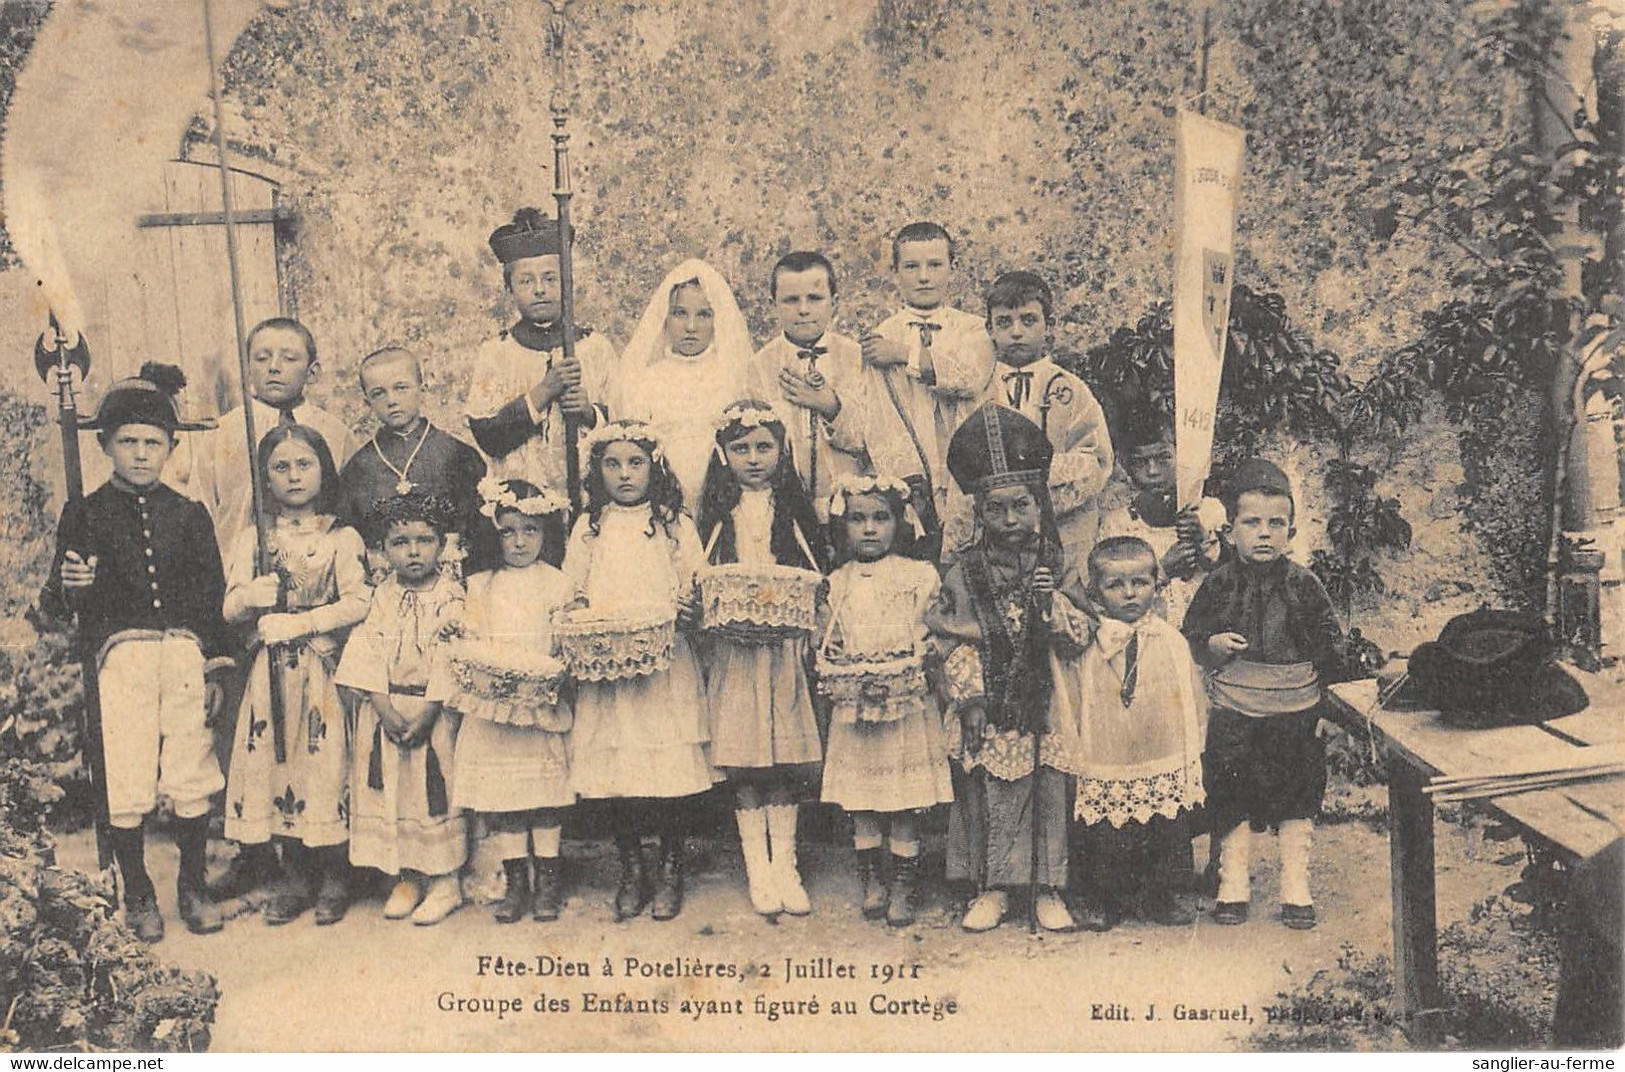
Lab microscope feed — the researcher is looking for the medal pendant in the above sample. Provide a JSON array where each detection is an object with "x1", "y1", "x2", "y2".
[
  {"x1": 805, "y1": 369, "x2": 826, "y2": 390},
  {"x1": 396, "y1": 480, "x2": 415, "y2": 494}
]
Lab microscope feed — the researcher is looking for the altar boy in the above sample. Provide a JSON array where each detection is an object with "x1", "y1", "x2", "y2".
[
  {"x1": 745, "y1": 251, "x2": 868, "y2": 517},
  {"x1": 859, "y1": 222, "x2": 995, "y2": 558},
  {"x1": 981, "y1": 270, "x2": 1113, "y2": 568}
]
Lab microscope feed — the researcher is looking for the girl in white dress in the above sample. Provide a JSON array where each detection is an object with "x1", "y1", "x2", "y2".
[
  {"x1": 562, "y1": 421, "x2": 716, "y2": 921},
  {"x1": 612, "y1": 259, "x2": 754, "y2": 504},
  {"x1": 444, "y1": 478, "x2": 575, "y2": 924},
  {"x1": 695, "y1": 400, "x2": 829, "y2": 917},
  {"x1": 819, "y1": 475, "x2": 954, "y2": 926}
]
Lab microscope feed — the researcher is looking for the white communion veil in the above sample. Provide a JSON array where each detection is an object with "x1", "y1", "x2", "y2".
[{"x1": 611, "y1": 258, "x2": 756, "y2": 502}]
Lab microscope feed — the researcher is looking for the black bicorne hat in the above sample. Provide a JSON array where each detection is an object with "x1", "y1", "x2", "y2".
[
  {"x1": 946, "y1": 402, "x2": 1053, "y2": 496},
  {"x1": 488, "y1": 207, "x2": 562, "y2": 264}
]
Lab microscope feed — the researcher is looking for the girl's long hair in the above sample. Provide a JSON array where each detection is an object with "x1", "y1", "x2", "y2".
[
  {"x1": 695, "y1": 406, "x2": 828, "y2": 571},
  {"x1": 827, "y1": 485, "x2": 919, "y2": 566},
  {"x1": 583, "y1": 433, "x2": 686, "y2": 539},
  {"x1": 257, "y1": 422, "x2": 340, "y2": 518}
]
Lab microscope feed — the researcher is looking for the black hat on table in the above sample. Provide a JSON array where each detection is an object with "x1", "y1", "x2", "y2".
[
  {"x1": 488, "y1": 207, "x2": 562, "y2": 264},
  {"x1": 1389, "y1": 608, "x2": 1590, "y2": 727},
  {"x1": 946, "y1": 402, "x2": 1053, "y2": 496},
  {"x1": 79, "y1": 362, "x2": 213, "y2": 433}
]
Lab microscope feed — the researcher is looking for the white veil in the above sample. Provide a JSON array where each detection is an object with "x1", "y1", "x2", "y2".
[{"x1": 611, "y1": 258, "x2": 754, "y2": 417}]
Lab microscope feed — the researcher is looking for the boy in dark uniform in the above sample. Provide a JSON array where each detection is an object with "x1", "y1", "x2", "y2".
[
  {"x1": 43, "y1": 363, "x2": 231, "y2": 941},
  {"x1": 1181, "y1": 458, "x2": 1347, "y2": 929}
]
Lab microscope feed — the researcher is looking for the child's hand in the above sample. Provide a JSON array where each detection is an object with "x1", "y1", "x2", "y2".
[
  {"x1": 860, "y1": 332, "x2": 909, "y2": 368},
  {"x1": 777, "y1": 368, "x2": 841, "y2": 419},
  {"x1": 1207, "y1": 632, "x2": 1249, "y2": 658},
  {"x1": 243, "y1": 573, "x2": 282, "y2": 610},
  {"x1": 60, "y1": 551, "x2": 97, "y2": 589},
  {"x1": 960, "y1": 705, "x2": 989, "y2": 755},
  {"x1": 1174, "y1": 507, "x2": 1203, "y2": 545},
  {"x1": 1161, "y1": 541, "x2": 1197, "y2": 578},
  {"x1": 1031, "y1": 566, "x2": 1055, "y2": 594},
  {"x1": 559, "y1": 385, "x2": 594, "y2": 417},
  {"x1": 529, "y1": 357, "x2": 580, "y2": 411},
  {"x1": 675, "y1": 589, "x2": 700, "y2": 630},
  {"x1": 257, "y1": 613, "x2": 304, "y2": 647}
]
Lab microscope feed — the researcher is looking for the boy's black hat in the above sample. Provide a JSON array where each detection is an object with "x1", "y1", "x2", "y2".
[
  {"x1": 946, "y1": 402, "x2": 1052, "y2": 496},
  {"x1": 80, "y1": 362, "x2": 213, "y2": 433},
  {"x1": 1390, "y1": 608, "x2": 1589, "y2": 727},
  {"x1": 489, "y1": 207, "x2": 562, "y2": 264}
]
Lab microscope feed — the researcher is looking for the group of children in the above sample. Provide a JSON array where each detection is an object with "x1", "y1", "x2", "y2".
[{"x1": 46, "y1": 212, "x2": 1354, "y2": 943}]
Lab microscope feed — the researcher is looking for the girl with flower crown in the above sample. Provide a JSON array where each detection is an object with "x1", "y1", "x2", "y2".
[
  {"x1": 611, "y1": 259, "x2": 754, "y2": 505},
  {"x1": 695, "y1": 400, "x2": 830, "y2": 917},
  {"x1": 561, "y1": 420, "x2": 717, "y2": 922},
  {"x1": 818, "y1": 473, "x2": 954, "y2": 927},
  {"x1": 440, "y1": 478, "x2": 575, "y2": 924}
]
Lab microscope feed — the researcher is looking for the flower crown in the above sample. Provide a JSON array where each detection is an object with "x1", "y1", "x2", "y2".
[
  {"x1": 714, "y1": 400, "x2": 782, "y2": 436},
  {"x1": 826, "y1": 472, "x2": 923, "y2": 537},
  {"x1": 580, "y1": 419, "x2": 666, "y2": 463},
  {"x1": 478, "y1": 476, "x2": 569, "y2": 520}
]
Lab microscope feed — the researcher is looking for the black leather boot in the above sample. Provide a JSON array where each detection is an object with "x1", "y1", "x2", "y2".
[
  {"x1": 856, "y1": 847, "x2": 889, "y2": 920},
  {"x1": 313, "y1": 845, "x2": 351, "y2": 926},
  {"x1": 494, "y1": 858, "x2": 532, "y2": 924},
  {"x1": 174, "y1": 816, "x2": 222, "y2": 935},
  {"x1": 613, "y1": 835, "x2": 649, "y2": 921},
  {"x1": 650, "y1": 835, "x2": 685, "y2": 922},
  {"x1": 886, "y1": 854, "x2": 920, "y2": 927},
  {"x1": 533, "y1": 857, "x2": 563, "y2": 922},
  {"x1": 111, "y1": 825, "x2": 163, "y2": 943},
  {"x1": 264, "y1": 840, "x2": 313, "y2": 926}
]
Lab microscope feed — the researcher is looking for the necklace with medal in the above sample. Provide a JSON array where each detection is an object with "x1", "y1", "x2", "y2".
[{"x1": 374, "y1": 420, "x2": 431, "y2": 495}]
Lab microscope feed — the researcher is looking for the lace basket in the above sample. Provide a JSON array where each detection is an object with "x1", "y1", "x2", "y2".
[
  {"x1": 447, "y1": 640, "x2": 569, "y2": 729},
  {"x1": 555, "y1": 604, "x2": 676, "y2": 682},
  {"x1": 698, "y1": 563, "x2": 823, "y2": 643},
  {"x1": 815, "y1": 648, "x2": 929, "y2": 724}
]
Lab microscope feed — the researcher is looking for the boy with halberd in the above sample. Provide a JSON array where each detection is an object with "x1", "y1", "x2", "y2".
[
  {"x1": 981, "y1": 270, "x2": 1113, "y2": 570},
  {"x1": 43, "y1": 363, "x2": 233, "y2": 941},
  {"x1": 927, "y1": 402, "x2": 1076, "y2": 934},
  {"x1": 858, "y1": 221, "x2": 995, "y2": 558},
  {"x1": 745, "y1": 251, "x2": 868, "y2": 518},
  {"x1": 1181, "y1": 458, "x2": 1347, "y2": 930},
  {"x1": 464, "y1": 207, "x2": 615, "y2": 499},
  {"x1": 339, "y1": 346, "x2": 496, "y2": 578}
]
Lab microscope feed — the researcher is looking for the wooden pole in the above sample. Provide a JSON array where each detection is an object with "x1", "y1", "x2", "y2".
[
  {"x1": 549, "y1": 0, "x2": 582, "y2": 515},
  {"x1": 203, "y1": 0, "x2": 287, "y2": 762}
]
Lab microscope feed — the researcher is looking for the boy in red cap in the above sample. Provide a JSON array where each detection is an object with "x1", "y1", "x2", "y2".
[
  {"x1": 1181, "y1": 458, "x2": 1347, "y2": 929},
  {"x1": 43, "y1": 363, "x2": 233, "y2": 942}
]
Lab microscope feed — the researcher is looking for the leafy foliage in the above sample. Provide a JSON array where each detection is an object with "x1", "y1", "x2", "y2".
[
  {"x1": 0, "y1": 762, "x2": 219, "y2": 1052},
  {"x1": 0, "y1": 624, "x2": 94, "y2": 832}
]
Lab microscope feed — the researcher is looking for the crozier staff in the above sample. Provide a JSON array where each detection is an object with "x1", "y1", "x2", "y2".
[{"x1": 464, "y1": 208, "x2": 615, "y2": 501}]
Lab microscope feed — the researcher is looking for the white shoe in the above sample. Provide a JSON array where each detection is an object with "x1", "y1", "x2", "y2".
[
  {"x1": 383, "y1": 877, "x2": 423, "y2": 920},
  {"x1": 411, "y1": 874, "x2": 464, "y2": 926},
  {"x1": 767, "y1": 804, "x2": 811, "y2": 916},
  {"x1": 735, "y1": 808, "x2": 781, "y2": 916},
  {"x1": 1035, "y1": 890, "x2": 1077, "y2": 932},
  {"x1": 962, "y1": 890, "x2": 1008, "y2": 933}
]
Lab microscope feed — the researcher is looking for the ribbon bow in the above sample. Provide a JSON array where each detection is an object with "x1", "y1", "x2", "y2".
[
  {"x1": 1003, "y1": 368, "x2": 1033, "y2": 409},
  {"x1": 1095, "y1": 618, "x2": 1143, "y2": 707},
  {"x1": 908, "y1": 320, "x2": 940, "y2": 348}
]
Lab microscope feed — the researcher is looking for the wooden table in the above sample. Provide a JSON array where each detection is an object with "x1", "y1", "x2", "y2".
[{"x1": 1325, "y1": 674, "x2": 1625, "y2": 1046}]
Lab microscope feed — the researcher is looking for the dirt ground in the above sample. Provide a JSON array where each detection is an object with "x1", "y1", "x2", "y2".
[{"x1": 57, "y1": 797, "x2": 1522, "y2": 1053}]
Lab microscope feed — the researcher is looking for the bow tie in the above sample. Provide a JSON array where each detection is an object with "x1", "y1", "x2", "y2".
[
  {"x1": 1095, "y1": 618, "x2": 1146, "y2": 706},
  {"x1": 795, "y1": 344, "x2": 827, "y2": 364},
  {"x1": 908, "y1": 320, "x2": 941, "y2": 347},
  {"x1": 1003, "y1": 369, "x2": 1034, "y2": 409}
]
